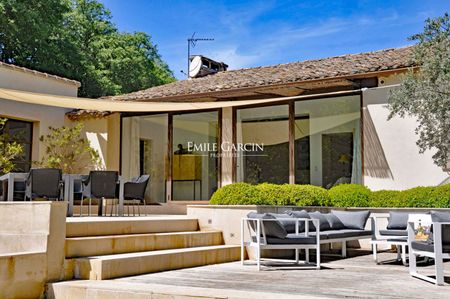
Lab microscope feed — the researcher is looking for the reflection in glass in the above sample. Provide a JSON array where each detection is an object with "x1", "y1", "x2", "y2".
[
  {"x1": 121, "y1": 114, "x2": 168, "y2": 203},
  {"x1": 172, "y1": 112, "x2": 219, "y2": 201},
  {"x1": 236, "y1": 105, "x2": 289, "y2": 184},
  {"x1": 0, "y1": 119, "x2": 33, "y2": 172},
  {"x1": 295, "y1": 96, "x2": 361, "y2": 188}
]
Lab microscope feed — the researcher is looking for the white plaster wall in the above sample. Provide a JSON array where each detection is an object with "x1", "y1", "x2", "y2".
[
  {"x1": 0, "y1": 67, "x2": 79, "y2": 97},
  {"x1": 0, "y1": 98, "x2": 69, "y2": 163},
  {"x1": 362, "y1": 86, "x2": 448, "y2": 190}
]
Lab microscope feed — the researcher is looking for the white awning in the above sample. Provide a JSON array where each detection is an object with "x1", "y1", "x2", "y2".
[{"x1": 0, "y1": 87, "x2": 361, "y2": 112}]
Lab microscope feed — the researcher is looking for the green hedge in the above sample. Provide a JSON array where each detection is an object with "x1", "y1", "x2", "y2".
[{"x1": 210, "y1": 183, "x2": 450, "y2": 208}]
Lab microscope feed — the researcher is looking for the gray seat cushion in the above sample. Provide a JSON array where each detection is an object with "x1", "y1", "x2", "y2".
[
  {"x1": 266, "y1": 233, "x2": 320, "y2": 245},
  {"x1": 268, "y1": 213, "x2": 296, "y2": 233},
  {"x1": 308, "y1": 211, "x2": 331, "y2": 231},
  {"x1": 411, "y1": 241, "x2": 450, "y2": 253},
  {"x1": 287, "y1": 210, "x2": 310, "y2": 232},
  {"x1": 247, "y1": 212, "x2": 287, "y2": 239},
  {"x1": 320, "y1": 229, "x2": 372, "y2": 239},
  {"x1": 379, "y1": 229, "x2": 408, "y2": 237},
  {"x1": 331, "y1": 210, "x2": 370, "y2": 230},
  {"x1": 430, "y1": 211, "x2": 450, "y2": 246},
  {"x1": 387, "y1": 212, "x2": 409, "y2": 230}
]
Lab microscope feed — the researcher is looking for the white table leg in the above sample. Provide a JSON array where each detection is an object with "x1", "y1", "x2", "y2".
[
  {"x1": 68, "y1": 176, "x2": 74, "y2": 217},
  {"x1": 118, "y1": 178, "x2": 124, "y2": 216},
  {"x1": 7, "y1": 173, "x2": 15, "y2": 201}
]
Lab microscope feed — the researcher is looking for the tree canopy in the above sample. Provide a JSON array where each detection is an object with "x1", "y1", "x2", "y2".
[
  {"x1": 0, "y1": 0, "x2": 174, "y2": 98},
  {"x1": 388, "y1": 13, "x2": 450, "y2": 168}
]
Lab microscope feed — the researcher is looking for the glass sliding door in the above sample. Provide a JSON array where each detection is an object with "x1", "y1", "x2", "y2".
[
  {"x1": 236, "y1": 105, "x2": 289, "y2": 184},
  {"x1": 172, "y1": 111, "x2": 219, "y2": 201},
  {"x1": 121, "y1": 114, "x2": 168, "y2": 203},
  {"x1": 295, "y1": 96, "x2": 361, "y2": 188},
  {"x1": 0, "y1": 119, "x2": 33, "y2": 172}
]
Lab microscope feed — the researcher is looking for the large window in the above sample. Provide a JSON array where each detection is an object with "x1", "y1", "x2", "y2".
[
  {"x1": 0, "y1": 119, "x2": 33, "y2": 172},
  {"x1": 295, "y1": 96, "x2": 361, "y2": 188},
  {"x1": 235, "y1": 95, "x2": 361, "y2": 188},
  {"x1": 172, "y1": 111, "x2": 219, "y2": 201},
  {"x1": 236, "y1": 105, "x2": 289, "y2": 184},
  {"x1": 121, "y1": 114, "x2": 168, "y2": 203}
]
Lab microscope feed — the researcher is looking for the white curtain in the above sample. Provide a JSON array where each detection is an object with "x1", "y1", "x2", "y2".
[
  {"x1": 351, "y1": 121, "x2": 362, "y2": 184},
  {"x1": 129, "y1": 117, "x2": 141, "y2": 179}
]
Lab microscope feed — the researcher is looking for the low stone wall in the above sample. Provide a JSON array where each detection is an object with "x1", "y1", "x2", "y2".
[{"x1": 0, "y1": 202, "x2": 67, "y2": 298}]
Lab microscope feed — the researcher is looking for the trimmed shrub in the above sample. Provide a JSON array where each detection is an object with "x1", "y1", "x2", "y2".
[
  {"x1": 210, "y1": 182, "x2": 450, "y2": 208},
  {"x1": 328, "y1": 184, "x2": 371, "y2": 207},
  {"x1": 281, "y1": 184, "x2": 331, "y2": 206},
  {"x1": 209, "y1": 183, "x2": 263, "y2": 205},
  {"x1": 369, "y1": 190, "x2": 402, "y2": 207}
]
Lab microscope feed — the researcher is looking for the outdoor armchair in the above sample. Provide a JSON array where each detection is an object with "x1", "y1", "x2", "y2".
[
  {"x1": 371, "y1": 212, "x2": 410, "y2": 265},
  {"x1": 25, "y1": 168, "x2": 63, "y2": 201},
  {"x1": 123, "y1": 174, "x2": 150, "y2": 216},
  {"x1": 409, "y1": 211, "x2": 450, "y2": 285},
  {"x1": 80, "y1": 171, "x2": 119, "y2": 216}
]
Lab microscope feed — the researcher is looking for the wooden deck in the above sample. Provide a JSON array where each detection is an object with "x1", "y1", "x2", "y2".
[{"x1": 50, "y1": 251, "x2": 450, "y2": 298}]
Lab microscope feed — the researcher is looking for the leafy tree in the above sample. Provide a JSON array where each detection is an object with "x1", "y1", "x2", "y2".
[
  {"x1": 37, "y1": 123, "x2": 101, "y2": 174},
  {"x1": 0, "y1": 0, "x2": 174, "y2": 98},
  {"x1": 388, "y1": 13, "x2": 450, "y2": 168},
  {"x1": 0, "y1": 118, "x2": 23, "y2": 174}
]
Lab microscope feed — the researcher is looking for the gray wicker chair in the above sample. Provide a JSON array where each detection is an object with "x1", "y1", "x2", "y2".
[
  {"x1": 124, "y1": 175, "x2": 150, "y2": 216},
  {"x1": 80, "y1": 171, "x2": 119, "y2": 216},
  {"x1": 25, "y1": 168, "x2": 63, "y2": 201}
]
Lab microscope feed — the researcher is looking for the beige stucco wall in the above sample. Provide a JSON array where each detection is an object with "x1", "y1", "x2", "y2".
[
  {"x1": 0, "y1": 66, "x2": 79, "y2": 97},
  {"x1": 362, "y1": 85, "x2": 449, "y2": 190}
]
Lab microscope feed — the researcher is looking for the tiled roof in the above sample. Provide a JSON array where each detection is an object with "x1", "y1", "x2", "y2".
[
  {"x1": 0, "y1": 61, "x2": 81, "y2": 87},
  {"x1": 109, "y1": 46, "x2": 415, "y2": 102}
]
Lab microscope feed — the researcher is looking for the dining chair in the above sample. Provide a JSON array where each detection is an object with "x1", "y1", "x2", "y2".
[
  {"x1": 80, "y1": 171, "x2": 119, "y2": 216},
  {"x1": 25, "y1": 168, "x2": 63, "y2": 201},
  {"x1": 123, "y1": 175, "x2": 150, "y2": 216}
]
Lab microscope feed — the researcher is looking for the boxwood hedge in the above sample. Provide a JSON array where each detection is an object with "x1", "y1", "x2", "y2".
[{"x1": 210, "y1": 183, "x2": 450, "y2": 208}]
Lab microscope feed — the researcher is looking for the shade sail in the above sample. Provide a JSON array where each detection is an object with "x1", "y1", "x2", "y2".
[{"x1": 0, "y1": 87, "x2": 360, "y2": 112}]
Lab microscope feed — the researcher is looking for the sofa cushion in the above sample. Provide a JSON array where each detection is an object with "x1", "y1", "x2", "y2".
[
  {"x1": 387, "y1": 212, "x2": 409, "y2": 230},
  {"x1": 308, "y1": 211, "x2": 331, "y2": 231},
  {"x1": 324, "y1": 213, "x2": 346, "y2": 230},
  {"x1": 431, "y1": 211, "x2": 450, "y2": 245},
  {"x1": 379, "y1": 229, "x2": 407, "y2": 237},
  {"x1": 247, "y1": 212, "x2": 287, "y2": 239},
  {"x1": 320, "y1": 229, "x2": 372, "y2": 239},
  {"x1": 266, "y1": 233, "x2": 319, "y2": 245},
  {"x1": 287, "y1": 210, "x2": 310, "y2": 232},
  {"x1": 331, "y1": 210, "x2": 370, "y2": 230},
  {"x1": 268, "y1": 213, "x2": 296, "y2": 233},
  {"x1": 411, "y1": 240, "x2": 450, "y2": 253}
]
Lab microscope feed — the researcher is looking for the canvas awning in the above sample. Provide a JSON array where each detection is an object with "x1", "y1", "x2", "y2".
[{"x1": 0, "y1": 87, "x2": 361, "y2": 112}]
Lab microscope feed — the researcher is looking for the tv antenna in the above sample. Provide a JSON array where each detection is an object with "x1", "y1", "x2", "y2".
[{"x1": 186, "y1": 32, "x2": 214, "y2": 78}]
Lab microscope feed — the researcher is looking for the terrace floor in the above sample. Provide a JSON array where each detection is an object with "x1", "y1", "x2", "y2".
[{"x1": 50, "y1": 251, "x2": 450, "y2": 298}]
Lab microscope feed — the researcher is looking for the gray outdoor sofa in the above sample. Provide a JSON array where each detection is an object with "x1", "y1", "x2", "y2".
[{"x1": 241, "y1": 210, "x2": 373, "y2": 270}]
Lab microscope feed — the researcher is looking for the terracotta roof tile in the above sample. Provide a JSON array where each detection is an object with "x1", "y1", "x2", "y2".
[{"x1": 108, "y1": 46, "x2": 415, "y2": 102}]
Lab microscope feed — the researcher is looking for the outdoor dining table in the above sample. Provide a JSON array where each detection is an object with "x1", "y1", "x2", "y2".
[{"x1": 0, "y1": 172, "x2": 125, "y2": 216}]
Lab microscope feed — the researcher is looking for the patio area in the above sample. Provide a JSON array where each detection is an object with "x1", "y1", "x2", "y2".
[{"x1": 50, "y1": 251, "x2": 450, "y2": 298}]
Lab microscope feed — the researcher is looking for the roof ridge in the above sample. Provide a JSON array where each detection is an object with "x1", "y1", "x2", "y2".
[
  {"x1": 217, "y1": 44, "x2": 415, "y2": 74},
  {"x1": 0, "y1": 61, "x2": 81, "y2": 87}
]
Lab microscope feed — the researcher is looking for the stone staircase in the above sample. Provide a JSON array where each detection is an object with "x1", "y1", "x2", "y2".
[{"x1": 64, "y1": 217, "x2": 240, "y2": 280}]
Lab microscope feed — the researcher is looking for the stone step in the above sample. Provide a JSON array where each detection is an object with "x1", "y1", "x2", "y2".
[
  {"x1": 66, "y1": 230, "x2": 224, "y2": 258},
  {"x1": 66, "y1": 217, "x2": 199, "y2": 237},
  {"x1": 72, "y1": 245, "x2": 241, "y2": 280}
]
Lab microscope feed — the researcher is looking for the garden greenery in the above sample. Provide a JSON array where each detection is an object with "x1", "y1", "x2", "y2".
[
  {"x1": 36, "y1": 123, "x2": 101, "y2": 174},
  {"x1": 210, "y1": 183, "x2": 450, "y2": 208}
]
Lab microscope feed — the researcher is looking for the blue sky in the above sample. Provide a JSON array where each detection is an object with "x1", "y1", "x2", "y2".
[{"x1": 99, "y1": 0, "x2": 449, "y2": 79}]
